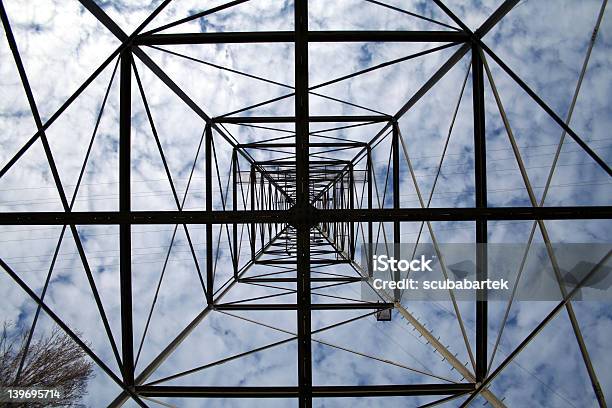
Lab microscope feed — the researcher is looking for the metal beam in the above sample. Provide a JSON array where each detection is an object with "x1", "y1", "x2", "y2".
[
  {"x1": 136, "y1": 383, "x2": 475, "y2": 398},
  {"x1": 472, "y1": 44, "x2": 488, "y2": 382},
  {"x1": 205, "y1": 123, "x2": 214, "y2": 305},
  {"x1": 0, "y1": 258, "x2": 147, "y2": 407},
  {"x1": 295, "y1": 1, "x2": 312, "y2": 406},
  {"x1": 237, "y1": 142, "x2": 368, "y2": 148},
  {"x1": 134, "y1": 30, "x2": 469, "y2": 45},
  {"x1": 217, "y1": 115, "x2": 389, "y2": 123},
  {"x1": 239, "y1": 277, "x2": 365, "y2": 283},
  {"x1": 214, "y1": 303, "x2": 394, "y2": 311},
  {"x1": 475, "y1": 0, "x2": 520, "y2": 38},
  {"x1": 232, "y1": 150, "x2": 239, "y2": 279},
  {"x1": 392, "y1": 121, "x2": 401, "y2": 301},
  {"x1": 4, "y1": 3, "x2": 610, "y2": 407},
  {"x1": 1, "y1": 206, "x2": 611, "y2": 225},
  {"x1": 317, "y1": 230, "x2": 506, "y2": 408},
  {"x1": 461, "y1": 249, "x2": 612, "y2": 407},
  {"x1": 108, "y1": 227, "x2": 290, "y2": 407},
  {"x1": 119, "y1": 49, "x2": 134, "y2": 386}
]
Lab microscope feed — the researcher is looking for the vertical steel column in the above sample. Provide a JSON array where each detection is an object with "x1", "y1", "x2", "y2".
[
  {"x1": 349, "y1": 163, "x2": 355, "y2": 260},
  {"x1": 268, "y1": 179, "x2": 273, "y2": 239},
  {"x1": 340, "y1": 175, "x2": 345, "y2": 252},
  {"x1": 275, "y1": 188, "x2": 280, "y2": 234},
  {"x1": 472, "y1": 44, "x2": 488, "y2": 382},
  {"x1": 392, "y1": 121, "x2": 401, "y2": 301},
  {"x1": 232, "y1": 149, "x2": 238, "y2": 279},
  {"x1": 250, "y1": 165, "x2": 256, "y2": 261},
  {"x1": 322, "y1": 190, "x2": 328, "y2": 234},
  {"x1": 205, "y1": 123, "x2": 214, "y2": 305},
  {"x1": 367, "y1": 146, "x2": 373, "y2": 277},
  {"x1": 295, "y1": 0, "x2": 312, "y2": 406},
  {"x1": 260, "y1": 172, "x2": 265, "y2": 248},
  {"x1": 119, "y1": 49, "x2": 134, "y2": 386},
  {"x1": 335, "y1": 184, "x2": 339, "y2": 244}
]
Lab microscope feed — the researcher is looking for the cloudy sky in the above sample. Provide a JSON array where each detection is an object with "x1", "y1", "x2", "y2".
[{"x1": 1, "y1": 0, "x2": 611, "y2": 407}]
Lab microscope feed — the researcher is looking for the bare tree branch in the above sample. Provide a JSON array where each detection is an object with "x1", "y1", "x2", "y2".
[{"x1": 0, "y1": 321, "x2": 94, "y2": 407}]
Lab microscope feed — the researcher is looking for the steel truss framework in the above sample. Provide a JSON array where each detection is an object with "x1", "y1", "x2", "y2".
[{"x1": 0, "y1": 0, "x2": 611, "y2": 407}]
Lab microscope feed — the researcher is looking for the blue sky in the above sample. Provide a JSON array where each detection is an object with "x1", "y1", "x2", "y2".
[{"x1": 1, "y1": 0, "x2": 611, "y2": 407}]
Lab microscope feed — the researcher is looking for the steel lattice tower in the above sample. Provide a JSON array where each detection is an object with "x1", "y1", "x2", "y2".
[{"x1": 0, "y1": 0, "x2": 611, "y2": 407}]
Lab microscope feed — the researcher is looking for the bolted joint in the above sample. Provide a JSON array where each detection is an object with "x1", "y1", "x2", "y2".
[{"x1": 287, "y1": 205, "x2": 319, "y2": 229}]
